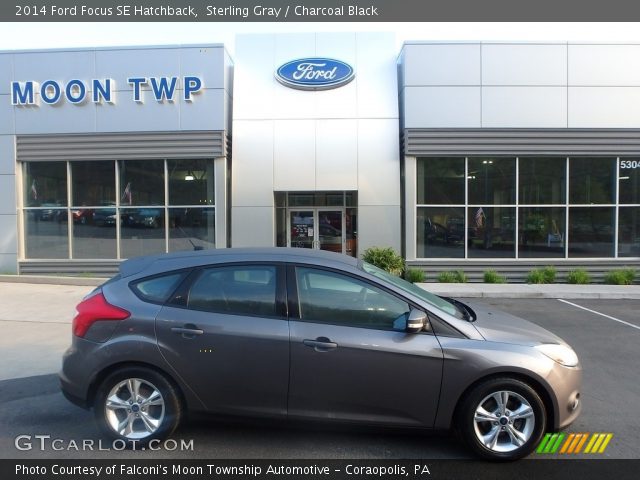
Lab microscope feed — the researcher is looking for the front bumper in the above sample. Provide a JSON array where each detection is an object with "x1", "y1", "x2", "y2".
[{"x1": 546, "y1": 361, "x2": 583, "y2": 430}]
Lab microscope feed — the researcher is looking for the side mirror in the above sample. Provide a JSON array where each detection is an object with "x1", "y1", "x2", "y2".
[{"x1": 406, "y1": 309, "x2": 428, "y2": 333}]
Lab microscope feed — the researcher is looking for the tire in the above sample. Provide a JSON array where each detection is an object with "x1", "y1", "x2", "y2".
[
  {"x1": 94, "y1": 367, "x2": 182, "y2": 447},
  {"x1": 457, "y1": 377, "x2": 546, "y2": 461}
]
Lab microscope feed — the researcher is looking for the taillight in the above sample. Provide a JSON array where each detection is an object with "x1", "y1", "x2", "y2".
[{"x1": 73, "y1": 292, "x2": 130, "y2": 338}]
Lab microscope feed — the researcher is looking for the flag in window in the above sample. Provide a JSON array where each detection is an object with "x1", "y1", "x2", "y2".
[
  {"x1": 30, "y1": 180, "x2": 37, "y2": 200},
  {"x1": 122, "y1": 182, "x2": 132, "y2": 205},
  {"x1": 475, "y1": 207, "x2": 485, "y2": 228}
]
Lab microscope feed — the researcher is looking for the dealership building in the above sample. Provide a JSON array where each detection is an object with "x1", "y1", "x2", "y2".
[{"x1": 0, "y1": 34, "x2": 638, "y2": 279}]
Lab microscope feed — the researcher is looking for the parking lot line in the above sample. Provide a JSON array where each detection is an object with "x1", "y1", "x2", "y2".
[{"x1": 558, "y1": 299, "x2": 640, "y2": 331}]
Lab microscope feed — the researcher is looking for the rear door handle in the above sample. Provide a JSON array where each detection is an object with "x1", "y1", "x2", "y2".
[
  {"x1": 303, "y1": 337, "x2": 338, "y2": 352},
  {"x1": 171, "y1": 326, "x2": 204, "y2": 338}
]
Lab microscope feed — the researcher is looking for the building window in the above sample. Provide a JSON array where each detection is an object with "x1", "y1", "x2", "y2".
[
  {"x1": 21, "y1": 159, "x2": 216, "y2": 260},
  {"x1": 415, "y1": 156, "x2": 636, "y2": 260}
]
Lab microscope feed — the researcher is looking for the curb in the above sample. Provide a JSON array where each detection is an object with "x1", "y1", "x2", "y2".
[{"x1": 0, "y1": 275, "x2": 105, "y2": 287}]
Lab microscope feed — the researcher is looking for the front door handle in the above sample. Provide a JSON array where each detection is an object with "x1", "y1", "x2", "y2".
[
  {"x1": 303, "y1": 337, "x2": 338, "y2": 352},
  {"x1": 171, "y1": 325, "x2": 204, "y2": 339}
]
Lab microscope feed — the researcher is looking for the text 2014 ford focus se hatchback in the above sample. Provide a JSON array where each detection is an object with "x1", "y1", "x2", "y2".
[{"x1": 60, "y1": 248, "x2": 581, "y2": 460}]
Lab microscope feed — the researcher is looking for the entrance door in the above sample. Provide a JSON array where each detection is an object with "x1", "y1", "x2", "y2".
[{"x1": 289, "y1": 209, "x2": 345, "y2": 253}]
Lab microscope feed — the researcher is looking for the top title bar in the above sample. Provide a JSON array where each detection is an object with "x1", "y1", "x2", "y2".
[{"x1": 5, "y1": 0, "x2": 640, "y2": 22}]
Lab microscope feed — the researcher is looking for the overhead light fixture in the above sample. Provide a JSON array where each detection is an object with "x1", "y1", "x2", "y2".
[
  {"x1": 620, "y1": 176, "x2": 630, "y2": 180},
  {"x1": 185, "y1": 171, "x2": 195, "y2": 181}
]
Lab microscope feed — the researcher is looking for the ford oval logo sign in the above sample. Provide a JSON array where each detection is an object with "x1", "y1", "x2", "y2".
[{"x1": 276, "y1": 58, "x2": 355, "y2": 91}]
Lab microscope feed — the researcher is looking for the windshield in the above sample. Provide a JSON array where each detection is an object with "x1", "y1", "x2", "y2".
[{"x1": 361, "y1": 262, "x2": 463, "y2": 320}]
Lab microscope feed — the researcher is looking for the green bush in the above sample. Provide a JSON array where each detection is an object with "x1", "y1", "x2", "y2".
[
  {"x1": 404, "y1": 267, "x2": 426, "y2": 283},
  {"x1": 362, "y1": 247, "x2": 405, "y2": 277},
  {"x1": 604, "y1": 268, "x2": 636, "y2": 285},
  {"x1": 483, "y1": 270, "x2": 505, "y2": 284},
  {"x1": 542, "y1": 266, "x2": 557, "y2": 284},
  {"x1": 527, "y1": 266, "x2": 556, "y2": 284},
  {"x1": 567, "y1": 269, "x2": 591, "y2": 285},
  {"x1": 437, "y1": 270, "x2": 467, "y2": 283},
  {"x1": 527, "y1": 269, "x2": 546, "y2": 284}
]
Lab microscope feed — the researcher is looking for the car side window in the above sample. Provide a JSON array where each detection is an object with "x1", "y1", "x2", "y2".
[
  {"x1": 131, "y1": 272, "x2": 187, "y2": 303},
  {"x1": 295, "y1": 267, "x2": 410, "y2": 330},
  {"x1": 187, "y1": 265, "x2": 278, "y2": 317}
]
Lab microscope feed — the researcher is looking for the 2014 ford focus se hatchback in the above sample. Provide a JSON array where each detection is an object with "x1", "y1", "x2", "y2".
[{"x1": 60, "y1": 248, "x2": 582, "y2": 460}]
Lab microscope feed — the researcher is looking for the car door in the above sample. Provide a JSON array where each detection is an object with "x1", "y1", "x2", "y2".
[
  {"x1": 155, "y1": 263, "x2": 290, "y2": 418},
  {"x1": 287, "y1": 265, "x2": 444, "y2": 427}
]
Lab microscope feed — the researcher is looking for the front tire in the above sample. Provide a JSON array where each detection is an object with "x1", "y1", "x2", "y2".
[
  {"x1": 94, "y1": 367, "x2": 182, "y2": 447},
  {"x1": 457, "y1": 377, "x2": 546, "y2": 461}
]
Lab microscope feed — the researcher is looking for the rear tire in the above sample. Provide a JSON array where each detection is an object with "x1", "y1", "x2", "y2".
[
  {"x1": 94, "y1": 367, "x2": 182, "y2": 447},
  {"x1": 457, "y1": 377, "x2": 546, "y2": 461}
]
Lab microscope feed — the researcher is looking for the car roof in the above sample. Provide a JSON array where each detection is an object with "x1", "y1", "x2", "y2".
[{"x1": 119, "y1": 247, "x2": 360, "y2": 278}]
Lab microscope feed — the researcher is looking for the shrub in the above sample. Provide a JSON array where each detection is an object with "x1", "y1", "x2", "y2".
[
  {"x1": 542, "y1": 266, "x2": 557, "y2": 284},
  {"x1": 361, "y1": 247, "x2": 405, "y2": 277},
  {"x1": 438, "y1": 270, "x2": 467, "y2": 283},
  {"x1": 567, "y1": 269, "x2": 591, "y2": 285},
  {"x1": 484, "y1": 270, "x2": 505, "y2": 284},
  {"x1": 404, "y1": 267, "x2": 426, "y2": 283},
  {"x1": 527, "y1": 266, "x2": 556, "y2": 284},
  {"x1": 604, "y1": 268, "x2": 636, "y2": 285},
  {"x1": 526, "y1": 269, "x2": 546, "y2": 284}
]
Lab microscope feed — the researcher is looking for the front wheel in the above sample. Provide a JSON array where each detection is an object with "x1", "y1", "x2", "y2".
[
  {"x1": 457, "y1": 378, "x2": 546, "y2": 461},
  {"x1": 94, "y1": 367, "x2": 183, "y2": 447}
]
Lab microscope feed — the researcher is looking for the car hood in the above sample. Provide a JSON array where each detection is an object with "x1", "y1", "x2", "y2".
[{"x1": 462, "y1": 300, "x2": 566, "y2": 346}]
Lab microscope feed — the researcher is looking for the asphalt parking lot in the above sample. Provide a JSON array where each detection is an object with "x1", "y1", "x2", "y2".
[{"x1": 0, "y1": 282, "x2": 638, "y2": 460}]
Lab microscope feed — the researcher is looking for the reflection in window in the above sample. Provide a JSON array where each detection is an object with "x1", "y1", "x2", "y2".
[
  {"x1": 568, "y1": 207, "x2": 615, "y2": 257},
  {"x1": 417, "y1": 207, "x2": 465, "y2": 258},
  {"x1": 468, "y1": 158, "x2": 515, "y2": 205},
  {"x1": 118, "y1": 160, "x2": 164, "y2": 206},
  {"x1": 72, "y1": 217, "x2": 117, "y2": 259},
  {"x1": 24, "y1": 209, "x2": 68, "y2": 259},
  {"x1": 619, "y1": 159, "x2": 640, "y2": 204},
  {"x1": 71, "y1": 161, "x2": 115, "y2": 207},
  {"x1": 296, "y1": 267, "x2": 409, "y2": 330},
  {"x1": 467, "y1": 207, "x2": 516, "y2": 258},
  {"x1": 120, "y1": 208, "x2": 166, "y2": 258},
  {"x1": 168, "y1": 159, "x2": 214, "y2": 206},
  {"x1": 519, "y1": 157, "x2": 566, "y2": 204},
  {"x1": 417, "y1": 157, "x2": 465, "y2": 205},
  {"x1": 187, "y1": 266, "x2": 277, "y2": 316},
  {"x1": 24, "y1": 162, "x2": 67, "y2": 207},
  {"x1": 169, "y1": 208, "x2": 215, "y2": 252},
  {"x1": 618, "y1": 207, "x2": 640, "y2": 257},
  {"x1": 570, "y1": 157, "x2": 616, "y2": 204},
  {"x1": 518, "y1": 207, "x2": 565, "y2": 258}
]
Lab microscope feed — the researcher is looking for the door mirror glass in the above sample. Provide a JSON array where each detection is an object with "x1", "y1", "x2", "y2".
[{"x1": 406, "y1": 308, "x2": 428, "y2": 333}]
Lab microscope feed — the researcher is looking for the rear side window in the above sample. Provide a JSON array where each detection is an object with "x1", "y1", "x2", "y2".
[
  {"x1": 186, "y1": 265, "x2": 278, "y2": 317},
  {"x1": 132, "y1": 272, "x2": 187, "y2": 303}
]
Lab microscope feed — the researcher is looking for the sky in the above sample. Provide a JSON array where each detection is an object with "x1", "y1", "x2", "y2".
[{"x1": 2, "y1": 22, "x2": 640, "y2": 54}]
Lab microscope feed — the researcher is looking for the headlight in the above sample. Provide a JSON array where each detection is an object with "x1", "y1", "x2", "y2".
[{"x1": 535, "y1": 343, "x2": 579, "y2": 367}]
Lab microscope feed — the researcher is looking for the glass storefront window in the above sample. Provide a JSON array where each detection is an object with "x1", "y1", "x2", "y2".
[
  {"x1": 468, "y1": 157, "x2": 515, "y2": 205},
  {"x1": 570, "y1": 157, "x2": 616, "y2": 204},
  {"x1": 417, "y1": 207, "x2": 465, "y2": 258},
  {"x1": 467, "y1": 206, "x2": 516, "y2": 258},
  {"x1": 519, "y1": 157, "x2": 566, "y2": 204},
  {"x1": 619, "y1": 159, "x2": 640, "y2": 204},
  {"x1": 24, "y1": 162, "x2": 67, "y2": 207},
  {"x1": 518, "y1": 207, "x2": 566, "y2": 258},
  {"x1": 120, "y1": 208, "x2": 166, "y2": 258},
  {"x1": 24, "y1": 209, "x2": 69, "y2": 258},
  {"x1": 417, "y1": 157, "x2": 465, "y2": 205},
  {"x1": 72, "y1": 213, "x2": 117, "y2": 259},
  {"x1": 71, "y1": 161, "x2": 115, "y2": 207},
  {"x1": 568, "y1": 207, "x2": 615, "y2": 257},
  {"x1": 118, "y1": 160, "x2": 164, "y2": 206},
  {"x1": 168, "y1": 159, "x2": 214, "y2": 206},
  {"x1": 618, "y1": 207, "x2": 640, "y2": 257},
  {"x1": 168, "y1": 208, "x2": 215, "y2": 252}
]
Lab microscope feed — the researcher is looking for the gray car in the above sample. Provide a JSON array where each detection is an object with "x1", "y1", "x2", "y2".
[{"x1": 59, "y1": 248, "x2": 582, "y2": 460}]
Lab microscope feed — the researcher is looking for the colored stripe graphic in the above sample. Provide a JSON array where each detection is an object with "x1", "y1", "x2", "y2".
[{"x1": 537, "y1": 433, "x2": 612, "y2": 454}]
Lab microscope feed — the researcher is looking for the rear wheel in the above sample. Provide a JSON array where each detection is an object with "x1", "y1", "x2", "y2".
[
  {"x1": 94, "y1": 367, "x2": 182, "y2": 447},
  {"x1": 457, "y1": 378, "x2": 546, "y2": 460}
]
